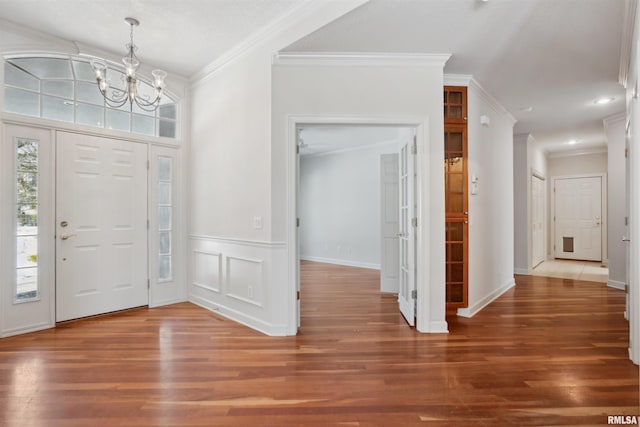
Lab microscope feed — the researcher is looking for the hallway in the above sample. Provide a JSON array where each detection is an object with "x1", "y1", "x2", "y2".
[{"x1": 531, "y1": 259, "x2": 609, "y2": 283}]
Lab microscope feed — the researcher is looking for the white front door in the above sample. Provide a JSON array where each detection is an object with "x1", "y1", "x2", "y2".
[
  {"x1": 56, "y1": 132, "x2": 148, "y2": 322},
  {"x1": 398, "y1": 141, "x2": 415, "y2": 325},
  {"x1": 554, "y1": 176, "x2": 602, "y2": 261},
  {"x1": 531, "y1": 175, "x2": 545, "y2": 267},
  {"x1": 380, "y1": 153, "x2": 399, "y2": 293}
]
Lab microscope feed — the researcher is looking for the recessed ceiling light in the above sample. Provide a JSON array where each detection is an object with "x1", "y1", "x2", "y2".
[
  {"x1": 519, "y1": 106, "x2": 534, "y2": 112},
  {"x1": 568, "y1": 139, "x2": 577, "y2": 145},
  {"x1": 594, "y1": 97, "x2": 614, "y2": 105}
]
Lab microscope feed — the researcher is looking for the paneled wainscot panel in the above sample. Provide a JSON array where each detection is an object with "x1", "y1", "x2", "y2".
[
  {"x1": 226, "y1": 256, "x2": 263, "y2": 307},
  {"x1": 193, "y1": 250, "x2": 222, "y2": 293}
]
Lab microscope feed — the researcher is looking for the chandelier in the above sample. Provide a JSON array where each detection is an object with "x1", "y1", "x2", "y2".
[{"x1": 90, "y1": 17, "x2": 167, "y2": 112}]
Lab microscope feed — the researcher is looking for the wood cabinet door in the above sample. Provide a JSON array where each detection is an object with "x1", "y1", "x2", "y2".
[
  {"x1": 444, "y1": 86, "x2": 468, "y2": 124},
  {"x1": 444, "y1": 87, "x2": 468, "y2": 308}
]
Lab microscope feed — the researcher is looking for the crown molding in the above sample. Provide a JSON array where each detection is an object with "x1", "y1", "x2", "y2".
[
  {"x1": 619, "y1": 0, "x2": 637, "y2": 88},
  {"x1": 443, "y1": 74, "x2": 472, "y2": 86},
  {"x1": 469, "y1": 78, "x2": 517, "y2": 126},
  {"x1": 190, "y1": 0, "x2": 369, "y2": 86},
  {"x1": 603, "y1": 111, "x2": 627, "y2": 128},
  {"x1": 273, "y1": 52, "x2": 452, "y2": 67},
  {"x1": 445, "y1": 73, "x2": 517, "y2": 126},
  {"x1": 547, "y1": 146, "x2": 608, "y2": 159}
]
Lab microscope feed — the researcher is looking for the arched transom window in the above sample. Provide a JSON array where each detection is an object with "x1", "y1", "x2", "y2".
[{"x1": 3, "y1": 55, "x2": 178, "y2": 138}]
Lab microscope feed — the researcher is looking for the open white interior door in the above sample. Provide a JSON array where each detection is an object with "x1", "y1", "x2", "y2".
[
  {"x1": 56, "y1": 132, "x2": 148, "y2": 322},
  {"x1": 397, "y1": 138, "x2": 416, "y2": 325},
  {"x1": 380, "y1": 153, "x2": 400, "y2": 293},
  {"x1": 296, "y1": 127, "x2": 302, "y2": 329}
]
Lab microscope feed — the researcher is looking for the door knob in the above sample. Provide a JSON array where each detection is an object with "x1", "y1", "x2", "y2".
[{"x1": 60, "y1": 234, "x2": 76, "y2": 241}]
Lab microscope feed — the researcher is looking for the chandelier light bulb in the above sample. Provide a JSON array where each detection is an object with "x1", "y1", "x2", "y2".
[{"x1": 152, "y1": 69, "x2": 167, "y2": 89}]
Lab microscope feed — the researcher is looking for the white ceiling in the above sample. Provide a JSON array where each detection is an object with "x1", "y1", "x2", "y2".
[
  {"x1": 0, "y1": 0, "x2": 628, "y2": 154},
  {"x1": 0, "y1": 0, "x2": 303, "y2": 77},
  {"x1": 284, "y1": 0, "x2": 627, "y2": 154}
]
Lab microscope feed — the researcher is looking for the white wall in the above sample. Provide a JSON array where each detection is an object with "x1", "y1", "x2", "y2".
[
  {"x1": 514, "y1": 133, "x2": 549, "y2": 274},
  {"x1": 547, "y1": 152, "x2": 608, "y2": 177},
  {"x1": 188, "y1": 1, "x2": 368, "y2": 335},
  {"x1": 273, "y1": 54, "x2": 449, "y2": 333},
  {"x1": 513, "y1": 134, "x2": 529, "y2": 274},
  {"x1": 604, "y1": 113, "x2": 627, "y2": 288},
  {"x1": 453, "y1": 78, "x2": 516, "y2": 318},
  {"x1": 299, "y1": 141, "x2": 403, "y2": 269},
  {"x1": 529, "y1": 138, "x2": 549, "y2": 260}
]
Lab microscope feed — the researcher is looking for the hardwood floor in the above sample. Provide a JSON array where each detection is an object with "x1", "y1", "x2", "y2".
[{"x1": 0, "y1": 261, "x2": 637, "y2": 426}]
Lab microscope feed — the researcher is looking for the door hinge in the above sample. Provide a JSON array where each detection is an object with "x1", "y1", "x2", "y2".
[
  {"x1": 296, "y1": 217, "x2": 300, "y2": 227},
  {"x1": 147, "y1": 219, "x2": 150, "y2": 230},
  {"x1": 411, "y1": 289, "x2": 417, "y2": 299},
  {"x1": 411, "y1": 137, "x2": 417, "y2": 155},
  {"x1": 296, "y1": 145, "x2": 300, "y2": 154},
  {"x1": 147, "y1": 279, "x2": 150, "y2": 289},
  {"x1": 625, "y1": 148, "x2": 628, "y2": 158},
  {"x1": 625, "y1": 284, "x2": 629, "y2": 294},
  {"x1": 411, "y1": 217, "x2": 418, "y2": 227},
  {"x1": 297, "y1": 291, "x2": 300, "y2": 300},
  {"x1": 625, "y1": 216, "x2": 629, "y2": 226}
]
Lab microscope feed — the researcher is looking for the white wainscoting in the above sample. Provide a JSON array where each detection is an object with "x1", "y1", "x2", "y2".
[{"x1": 188, "y1": 235, "x2": 288, "y2": 336}]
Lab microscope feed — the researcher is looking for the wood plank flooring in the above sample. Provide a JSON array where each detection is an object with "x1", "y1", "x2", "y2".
[{"x1": 0, "y1": 261, "x2": 637, "y2": 426}]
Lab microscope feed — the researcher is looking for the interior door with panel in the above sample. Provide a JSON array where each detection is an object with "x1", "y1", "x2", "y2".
[
  {"x1": 380, "y1": 153, "x2": 400, "y2": 293},
  {"x1": 554, "y1": 176, "x2": 602, "y2": 261},
  {"x1": 56, "y1": 132, "x2": 148, "y2": 321},
  {"x1": 397, "y1": 141, "x2": 415, "y2": 325}
]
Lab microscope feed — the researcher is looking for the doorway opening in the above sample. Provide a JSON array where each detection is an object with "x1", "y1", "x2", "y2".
[{"x1": 296, "y1": 124, "x2": 416, "y2": 327}]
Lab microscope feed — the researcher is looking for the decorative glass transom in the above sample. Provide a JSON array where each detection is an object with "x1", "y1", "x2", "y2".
[{"x1": 3, "y1": 56, "x2": 178, "y2": 138}]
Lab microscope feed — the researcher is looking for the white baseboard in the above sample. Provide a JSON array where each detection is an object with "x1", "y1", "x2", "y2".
[
  {"x1": 190, "y1": 295, "x2": 288, "y2": 337},
  {"x1": 607, "y1": 280, "x2": 625, "y2": 291},
  {"x1": 1, "y1": 321, "x2": 53, "y2": 338},
  {"x1": 457, "y1": 277, "x2": 516, "y2": 318},
  {"x1": 514, "y1": 268, "x2": 530, "y2": 275},
  {"x1": 300, "y1": 255, "x2": 380, "y2": 270},
  {"x1": 419, "y1": 320, "x2": 449, "y2": 333}
]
